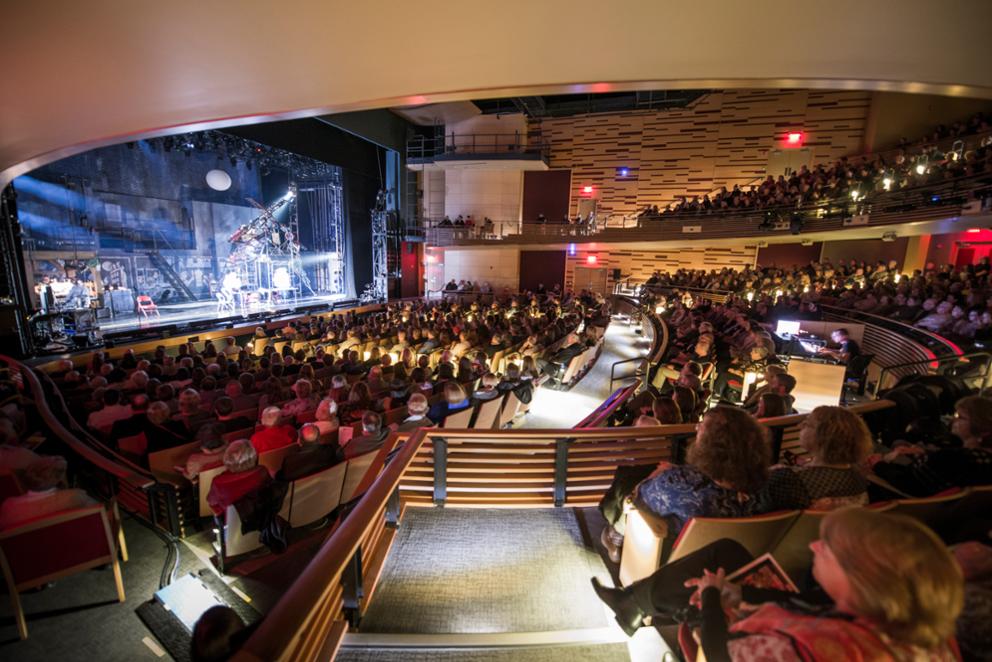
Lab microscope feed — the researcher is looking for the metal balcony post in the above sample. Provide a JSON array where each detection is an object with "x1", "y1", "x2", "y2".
[
  {"x1": 553, "y1": 437, "x2": 573, "y2": 507},
  {"x1": 433, "y1": 436, "x2": 447, "y2": 507}
]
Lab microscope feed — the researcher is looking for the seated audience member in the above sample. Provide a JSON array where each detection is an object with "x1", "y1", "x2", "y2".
[
  {"x1": 760, "y1": 406, "x2": 871, "y2": 511},
  {"x1": 427, "y1": 381, "x2": 472, "y2": 424},
  {"x1": 174, "y1": 388, "x2": 212, "y2": 431},
  {"x1": 109, "y1": 394, "x2": 150, "y2": 438},
  {"x1": 591, "y1": 507, "x2": 963, "y2": 662},
  {"x1": 212, "y1": 397, "x2": 254, "y2": 434},
  {"x1": 396, "y1": 393, "x2": 433, "y2": 432},
  {"x1": 191, "y1": 605, "x2": 249, "y2": 662},
  {"x1": 0, "y1": 456, "x2": 97, "y2": 529},
  {"x1": 181, "y1": 425, "x2": 228, "y2": 479},
  {"x1": 816, "y1": 327, "x2": 861, "y2": 364},
  {"x1": 338, "y1": 411, "x2": 389, "y2": 460},
  {"x1": 0, "y1": 418, "x2": 40, "y2": 473},
  {"x1": 497, "y1": 363, "x2": 534, "y2": 404},
  {"x1": 144, "y1": 400, "x2": 190, "y2": 454},
  {"x1": 86, "y1": 388, "x2": 131, "y2": 433},
  {"x1": 872, "y1": 394, "x2": 992, "y2": 496},
  {"x1": 384, "y1": 378, "x2": 411, "y2": 409},
  {"x1": 327, "y1": 374, "x2": 349, "y2": 403},
  {"x1": 277, "y1": 423, "x2": 338, "y2": 481},
  {"x1": 313, "y1": 398, "x2": 340, "y2": 435},
  {"x1": 631, "y1": 406, "x2": 770, "y2": 537},
  {"x1": 754, "y1": 392, "x2": 790, "y2": 418},
  {"x1": 280, "y1": 378, "x2": 317, "y2": 419},
  {"x1": 206, "y1": 440, "x2": 271, "y2": 516},
  {"x1": 953, "y1": 542, "x2": 992, "y2": 661},
  {"x1": 740, "y1": 364, "x2": 787, "y2": 411},
  {"x1": 472, "y1": 373, "x2": 501, "y2": 402},
  {"x1": 250, "y1": 406, "x2": 296, "y2": 454}
]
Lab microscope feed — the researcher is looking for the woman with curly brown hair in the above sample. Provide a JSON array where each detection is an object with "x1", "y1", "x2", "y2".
[{"x1": 633, "y1": 406, "x2": 771, "y2": 538}]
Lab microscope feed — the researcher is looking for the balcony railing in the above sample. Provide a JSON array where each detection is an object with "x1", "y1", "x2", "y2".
[{"x1": 407, "y1": 132, "x2": 551, "y2": 162}]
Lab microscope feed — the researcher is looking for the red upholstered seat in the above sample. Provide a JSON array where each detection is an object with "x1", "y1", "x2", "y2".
[{"x1": 0, "y1": 504, "x2": 125, "y2": 639}]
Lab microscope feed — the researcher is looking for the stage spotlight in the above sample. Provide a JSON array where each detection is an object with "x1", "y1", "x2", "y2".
[
  {"x1": 915, "y1": 163, "x2": 926, "y2": 175},
  {"x1": 283, "y1": 189, "x2": 295, "y2": 200},
  {"x1": 882, "y1": 177, "x2": 892, "y2": 190}
]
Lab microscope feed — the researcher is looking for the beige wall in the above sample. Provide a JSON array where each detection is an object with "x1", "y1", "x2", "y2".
[
  {"x1": 864, "y1": 92, "x2": 992, "y2": 152},
  {"x1": 444, "y1": 170, "x2": 523, "y2": 222},
  {"x1": 442, "y1": 247, "x2": 520, "y2": 291},
  {"x1": 4, "y1": 0, "x2": 992, "y2": 184},
  {"x1": 532, "y1": 89, "x2": 872, "y2": 217},
  {"x1": 564, "y1": 245, "x2": 758, "y2": 290}
]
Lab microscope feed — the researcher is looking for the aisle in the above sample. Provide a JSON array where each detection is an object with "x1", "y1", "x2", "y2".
[{"x1": 520, "y1": 320, "x2": 651, "y2": 429}]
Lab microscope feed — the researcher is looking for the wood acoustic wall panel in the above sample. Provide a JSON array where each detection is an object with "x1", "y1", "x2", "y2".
[{"x1": 530, "y1": 90, "x2": 871, "y2": 219}]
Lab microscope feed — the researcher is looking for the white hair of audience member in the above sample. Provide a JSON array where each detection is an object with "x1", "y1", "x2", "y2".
[
  {"x1": 130, "y1": 370, "x2": 149, "y2": 389},
  {"x1": 88, "y1": 376, "x2": 108, "y2": 389},
  {"x1": 260, "y1": 406, "x2": 282, "y2": 427},
  {"x1": 206, "y1": 363, "x2": 222, "y2": 376},
  {"x1": 331, "y1": 374, "x2": 347, "y2": 388},
  {"x1": 407, "y1": 393, "x2": 429, "y2": 415},
  {"x1": 299, "y1": 423, "x2": 320, "y2": 445}
]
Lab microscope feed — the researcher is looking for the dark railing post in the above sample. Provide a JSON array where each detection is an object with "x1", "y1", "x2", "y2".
[
  {"x1": 433, "y1": 436, "x2": 447, "y2": 507},
  {"x1": 385, "y1": 487, "x2": 401, "y2": 528},
  {"x1": 342, "y1": 546, "x2": 364, "y2": 627},
  {"x1": 770, "y1": 427, "x2": 785, "y2": 464},
  {"x1": 553, "y1": 437, "x2": 572, "y2": 507}
]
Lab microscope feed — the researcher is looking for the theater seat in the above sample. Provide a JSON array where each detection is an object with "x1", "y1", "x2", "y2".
[
  {"x1": 213, "y1": 504, "x2": 263, "y2": 573},
  {"x1": 284, "y1": 462, "x2": 347, "y2": 528},
  {"x1": 340, "y1": 450, "x2": 380, "y2": 504},
  {"x1": 0, "y1": 504, "x2": 125, "y2": 639}
]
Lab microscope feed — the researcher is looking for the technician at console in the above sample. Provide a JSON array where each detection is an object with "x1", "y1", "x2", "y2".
[{"x1": 816, "y1": 328, "x2": 860, "y2": 364}]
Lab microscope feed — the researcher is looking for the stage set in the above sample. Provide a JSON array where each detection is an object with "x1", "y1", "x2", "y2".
[{"x1": 14, "y1": 130, "x2": 360, "y2": 352}]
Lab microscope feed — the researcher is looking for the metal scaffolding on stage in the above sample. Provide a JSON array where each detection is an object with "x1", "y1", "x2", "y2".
[{"x1": 365, "y1": 190, "x2": 388, "y2": 303}]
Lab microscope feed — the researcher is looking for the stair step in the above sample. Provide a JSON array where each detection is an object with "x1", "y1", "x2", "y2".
[{"x1": 336, "y1": 641, "x2": 630, "y2": 662}]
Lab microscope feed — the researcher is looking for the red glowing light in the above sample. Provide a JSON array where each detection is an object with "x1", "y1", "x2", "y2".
[
  {"x1": 586, "y1": 254, "x2": 598, "y2": 265},
  {"x1": 967, "y1": 228, "x2": 982, "y2": 233},
  {"x1": 582, "y1": 185, "x2": 594, "y2": 194},
  {"x1": 786, "y1": 132, "x2": 803, "y2": 145}
]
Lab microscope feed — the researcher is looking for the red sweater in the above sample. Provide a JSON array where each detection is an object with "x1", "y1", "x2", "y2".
[
  {"x1": 206, "y1": 466, "x2": 271, "y2": 515},
  {"x1": 250, "y1": 425, "x2": 295, "y2": 454}
]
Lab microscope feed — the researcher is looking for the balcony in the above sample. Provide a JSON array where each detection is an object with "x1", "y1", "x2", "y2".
[
  {"x1": 424, "y1": 171, "x2": 992, "y2": 246},
  {"x1": 406, "y1": 132, "x2": 550, "y2": 170}
]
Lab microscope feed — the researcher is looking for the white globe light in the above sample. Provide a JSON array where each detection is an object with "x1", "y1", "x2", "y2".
[{"x1": 206, "y1": 169, "x2": 232, "y2": 191}]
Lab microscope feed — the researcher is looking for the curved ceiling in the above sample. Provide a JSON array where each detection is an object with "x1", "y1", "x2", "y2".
[{"x1": 3, "y1": 0, "x2": 991, "y2": 185}]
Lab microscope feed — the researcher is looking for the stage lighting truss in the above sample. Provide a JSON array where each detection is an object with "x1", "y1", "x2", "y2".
[{"x1": 367, "y1": 198, "x2": 388, "y2": 303}]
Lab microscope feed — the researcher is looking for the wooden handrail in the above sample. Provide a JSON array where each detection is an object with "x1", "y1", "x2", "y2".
[
  {"x1": 0, "y1": 355, "x2": 152, "y2": 488},
  {"x1": 234, "y1": 428, "x2": 429, "y2": 662}
]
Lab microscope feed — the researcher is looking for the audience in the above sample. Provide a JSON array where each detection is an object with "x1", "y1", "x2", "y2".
[
  {"x1": 250, "y1": 407, "x2": 295, "y2": 454},
  {"x1": 277, "y1": 423, "x2": 338, "y2": 481},
  {"x1": 0, "y1": 456, "x2": 96, "y2": 529},
  {"x1": 206, "y1": 440, "x2": 271, "y2": 516}
]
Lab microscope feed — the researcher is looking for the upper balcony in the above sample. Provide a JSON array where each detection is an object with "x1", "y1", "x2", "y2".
[
  {"x1": 406, "y1": 132, "x2": 550, "y2": 170},
  {"x1": 424, "y1": 169, "x2": 992, "y2": 247}
]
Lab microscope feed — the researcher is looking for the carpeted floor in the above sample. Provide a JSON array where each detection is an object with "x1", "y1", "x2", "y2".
[
  {"x1": 522, "y1": 320, "x2": 651, "y2": 428},
  {"x1": 336, "y1": 643, "x2": 631, "y2": 661},
  {"x1": 358, "y1": 508, "x2": 614, "y2": 634},
  {"x1": 0, "y1": 513, "x2": 207, "y2": 660}
]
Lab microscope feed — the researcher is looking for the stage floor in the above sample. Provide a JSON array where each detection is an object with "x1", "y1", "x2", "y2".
[{"x1": 96, "y1": 293, "x2": 350, "y2": 335}]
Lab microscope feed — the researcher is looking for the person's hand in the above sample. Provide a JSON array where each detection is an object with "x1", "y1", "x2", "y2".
[
  {"x1": 883, "y1": 445, "x2": 925, "y2": 462},
  {"x1": 684, "y1": 568, "x2": 741, "y2": 610}
]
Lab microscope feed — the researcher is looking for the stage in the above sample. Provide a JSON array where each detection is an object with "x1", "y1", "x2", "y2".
[{"x1": 97, "y1": 293, "x2": 351, "y2": 335}]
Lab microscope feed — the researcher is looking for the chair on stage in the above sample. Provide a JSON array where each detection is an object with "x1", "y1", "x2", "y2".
[
  {"x1": 136, "y1": 295, "x2": 160, "y2": 318},
  {"x1": 216, "y1": 291, "x2": 236, "y2": 314}
]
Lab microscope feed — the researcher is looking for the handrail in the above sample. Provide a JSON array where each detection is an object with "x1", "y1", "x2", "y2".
[
  {"x1": 0, "y1": 355, "x2": 152, "y2": 488},
  {"x1": 235, "y1": 428, "x2": 429, "y2": 662},
  {"x1": 573, "y1": 380, "x2": 641, "y2": 428},
  {"x1": 872, "y1": 350, "x2": 992, "y2": 396}
]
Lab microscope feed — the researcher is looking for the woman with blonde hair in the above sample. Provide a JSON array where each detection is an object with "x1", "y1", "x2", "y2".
[
  {"x1": 594, "y1": 507, "x2": 963, "y2": 660},
  {"x1": 761, "y1": 405, "x2": 872, "y2": 511},
  {"x1": 427, "y1": 381, "x2": 471, "y2": 424}
]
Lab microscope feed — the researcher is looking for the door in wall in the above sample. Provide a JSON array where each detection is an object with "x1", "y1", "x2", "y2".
[
  {"x1": 955, "y1": 247, "x2": 975, "y2": 268},
  {"x1": 574, "y1": 266, "x2": 608, "y2": 295}
]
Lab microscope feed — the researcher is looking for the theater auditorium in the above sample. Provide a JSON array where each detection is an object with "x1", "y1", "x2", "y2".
[{"x1": 1, "y1": 2, "x2": 991, "y2": 660}]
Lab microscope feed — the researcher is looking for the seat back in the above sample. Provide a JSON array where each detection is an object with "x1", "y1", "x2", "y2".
[
  {"x1": 498, "y1": 392, "x2": 522, "y2": 428},
  {"x1": 0, "y1": 505, "x2": 115, "y2": 590},
  {"x1": 258, "y1": 445, "x2": 295, "y2": 477},
  {"x1": 886, "y1": 490, "x2": 966, "y2": 528},
  {"x1": 198, "y1": 465, "x2": 228, "y2": 517},
  {"x1": 384, "y1": 406, "x2": 408, "y2": 427},
  {"x1": 340, "y1": 451, "x2": 379, "y2": 503},
  {"x1": 769, "y1": 509, "x2": 829, "y2": 582},
  {"x1": 472, "y1": 396, "x2": 504, "y2": 430},
  {"x1": 286, "y1": 462, "x2": 347, "y2": 528},
  {"x1": 442, "y1": 406, "x2": 475, "y2": 429},
  {"x1": 669, "y1": 512, "x2": 801, "y2": 565},
  {"x1": 147, "y1": 441, "x2": 200, "y2": 479},
  {"x1": 222, "y1": 428, "x2": 253, "y2": 444},
  {"x1": 252, "y1": 338, "x2": 270, "y2": 356},
  {"x1": 118, "y1": 433, "x2": 147, "y2": 456},
  {"x1": 221, "y1": 504, "x2": 262, "y2": 558}
]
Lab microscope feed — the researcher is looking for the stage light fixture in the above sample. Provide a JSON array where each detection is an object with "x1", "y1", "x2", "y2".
[
  {"x1": 582, "y1": 185, "x2": 593, "y2": 194},
  {"x1": 206, "y1": 169, "x2": 232, "y2": 191},
  {"x1": 283, "y1": 189, "x2": 295, "y2": 200},
  {"x1": 915, "y1": 163, "x2": 926, "y2": 175},
  {"x1": 786, "y1": 132, "x2": 803, "y2": 145},
  {"x1": 882, "y1": 177, "x2": 892, "y2": 190}
]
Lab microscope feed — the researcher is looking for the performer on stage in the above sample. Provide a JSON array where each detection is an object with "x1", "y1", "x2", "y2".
[{"x1": 64, "y1": 279, "x2": 92, "y2": 310}]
